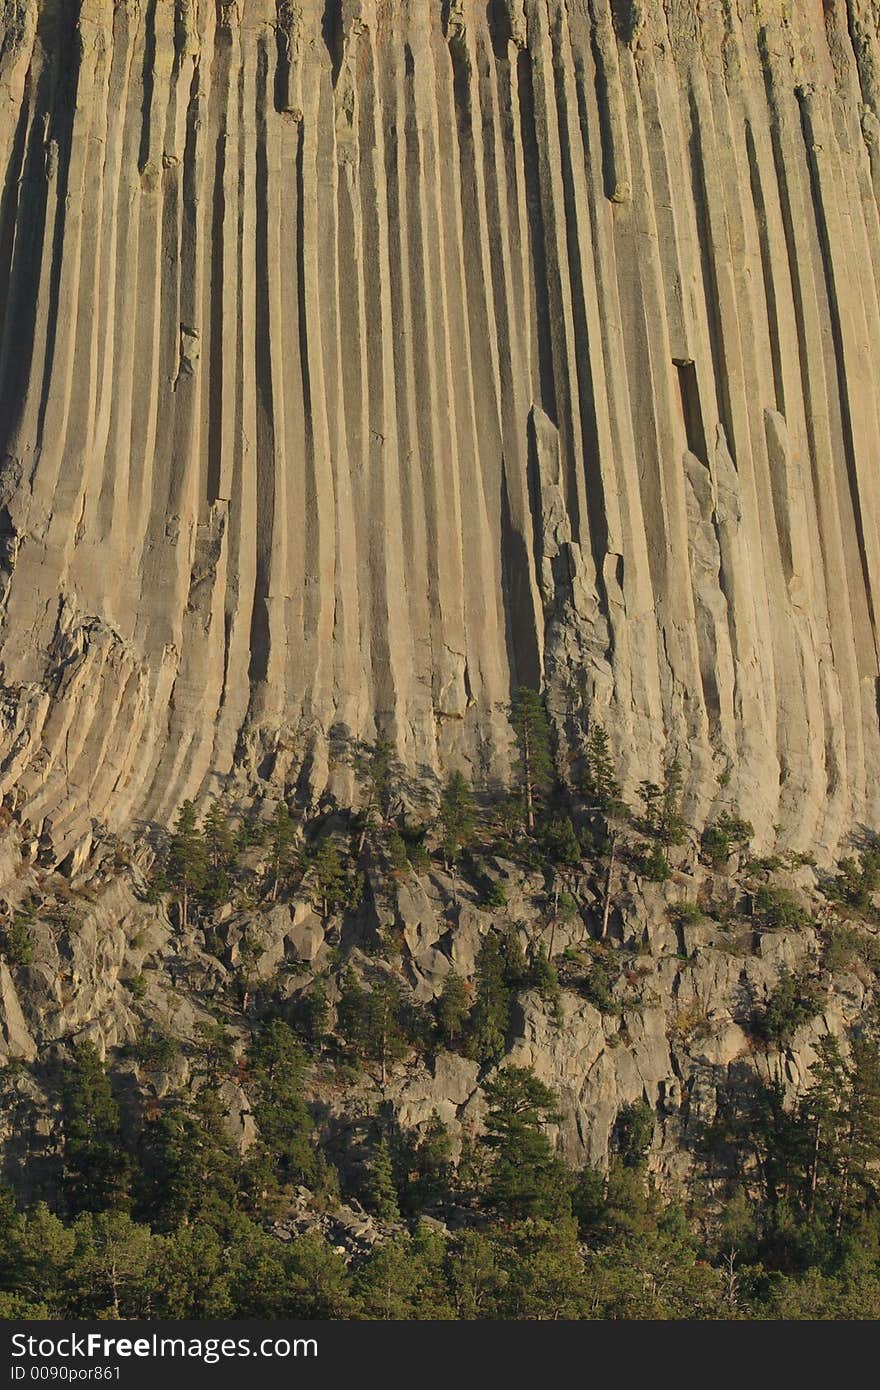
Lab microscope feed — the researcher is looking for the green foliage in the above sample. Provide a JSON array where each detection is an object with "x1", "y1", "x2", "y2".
[
  {"x1": 439, "y1": 771, "x2": 477, "y2": 868},
  {"x1": 0, "y1": 910, "x2": 34, "y2": 967},
  {"x1": 754, "y1": 970, "x2": 827, "y2": 1047},
  {"x1": 2, "y1": 1025, "x2": 880, "y2": 1320},
  {"x1": 61, "y1": 1043, "x2": 130, "y2": 1216},
  {"x1": 436, "y1": 971, "x2": 470, "y2": 1047},
  {"x1": 823, "y1": 923, "x2": 880, "y2": 976},
  {"x1": 364, "y1": 1138, "x2": 400, "y2": 1222},
  {"x1": 481, "y1": 878, "x2": 508, "y2": 909},
  {"x1": 538, "y1": 816, "x2": 581, "y2": 867},
  {"x1": 670, "y1": 899, "x2": 704, "y2": 926},
  {"x1": 826, "y1": 847, "x2": 880, "y2": 918},
  {"x1": 510, "y1": 687, "x2": 554, "y2": 833},
  {"x1": 582, "y1": 722, "x2": 627, "y2": 818},
  {"x1": 752, "y1": 885, "x2": 811, "y2": 931},
  {"x1": 267, "y1": 800, "x2": 298, "y2": 900},
  {"x1": 640, "y1": 841, "x2": 673, "y2": 882},
  {"x1": 354, "y1": 739, "x2": 395, "y2": 850},
  {"x1": 385, "y1": 830, "x2": 410, "y2": 873},
  {"x1": 481, "y1": 1067, "x2": 571, "y2": 1222},
  {"x1": 399, "y1": 1113, "x2": 454, "y2": 1214},
  {"x1": 336, "y1": 971, "x2": 417, "y2": 1077},
  {"x1": 527, "y1": 944, "x2": 560, "y2": 1002},
  {"x1": 203, "y1": 801, "x2": 234, "y2": 872},
  {"x1": 301, "y1": 980, "x2": 330, "y2": 1052},
  {"x1": 248, "y1": 1020, "x2": 315, "y2": 1186},
  {"x1": 166, "y1": 801, "x2": 208, "y2": 928},
  {"x1": 471, "y1": 933, "x2": 511, "y2": 1065},
  {"x1": 131, "y1": 1032, "x2": 180, "y2": 1073},
  {"x1": 638, "y1": 758, "x2": 687, "y2": 868},
  {"x1": 309, "y1": 839, "x2": 361, "y2": 918},
  {"x1": 614, "y1": 1099, "x2": 655, "y2": 1169},
  {"x1": 702, "y1": 813, "x2": 754, "y2": 866},
  {"x1": 581, "y1": 956, "x2": 618, "y2": 1014}
]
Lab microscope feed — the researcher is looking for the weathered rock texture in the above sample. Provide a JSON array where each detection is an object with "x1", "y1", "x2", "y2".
[
  {"x1": 0, "y1": 814, "x2": 871, "y2": 1195},
  {"x1": 2, "y1": 1, "x2": 880, "y2": 858}
]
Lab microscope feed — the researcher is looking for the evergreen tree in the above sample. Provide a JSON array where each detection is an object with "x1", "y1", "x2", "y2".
[
  {"x1": 302, "y1": 979, "x2": 330, "y2": 1053},
  {"x1": 501, "y1": 924, "x2": 529, "y2": 988},
  {"x1": 203, "y1": 800, "x2": 234, "y2": 872},
  {"x1": 365, "y1": 1137, "x2": 400, "y2": 1222},
  {"x1": 582, "y1": 722, "x2": 627, "y2": 818},
  {"x1": 267, "y1": 800, "x2": 298, "y2": 901},
  {"x1": 481, "y1": 1067, "x2": 571, "y2": 1222},
  {"x1": 539, "y1": 816, "x2": 581, "y2": 867},
  {"x1": 249, "y1": 1021, "x2": 315, "y2": 1186},
  {"x1": 405, "y1": 1113, "x2": 454, "y2": 1213},
  {"x1": 192, "y1": 1021, "x2": 235, "y2": 1087},
  {"x1": 439, "y1": 772, "x2": 477, "y2": 876},
  {"x1": 68, "y1": 1211, "x2": 154, "y2": 1320},
  {"x1": 336, "y1": 972, "x2": 411, "y2": 1081},
  {"x1": 528, "y1": 944, "x2": 560, "y2": 1003},
  {"x1": 638, "y1": 757, "x2": 687, "y2": 869},
  {"x1": 385, "y1": 830, "x2": 410, "y2": 874},
  {"x1": 309, "y1": 839, "x2": 356, "y2": 918},
  {"x1": 354, "y1": 1226, "x2": 452, "y2": 1319},
  {"x1": 166, "y1": 801, "x2": 208, "y2": 929},
  {"x1": 701, "y1": 812, "x2": 754, "y2": 866},
  {"x1": 355, "y1": 739, "x2": 395, "y2": 854},
  {"x1": 284, "y1": 1232, "x2": 356, "y2": 1318},
  {"x1": 503, "y1": 1217, "x2": 588, "y2": 1320},
  {"x1": 436, "y1": 971, "x2": 470, "y2": 1047},
  {"x1": 510, "y1": 687, "x2": 554, "y2": 833},
  {"x1": 471, "y1": 934, "x2": 511, "y2": 1065},
  {"x1": 138, "y1": 1084, "x2": 241, "y2": 1233},
  {"x1": 835, "y1": 1036, "x2": 880, "y2": 1232},
  {"x1": 445, "y1": 1230, "x2": 509, "y2": 1319},
  {"x1": 61, "y1": 1043, "x2": 130, "y2": 1216},
  {"x1": 614, "y1": 1098, "x2": 656, "y2": 1169}
]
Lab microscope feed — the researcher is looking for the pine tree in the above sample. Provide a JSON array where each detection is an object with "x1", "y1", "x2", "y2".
[
  {"x1": 528, "y1": 944, "x2": 560, "y2": 1002},
  {"x1": 510, "y1": 687, "x2": 554, "y2": 833},
  {"x1": 336, "y1": 972, "x2": 411, "y2": 1081},
  {"x1": 310, "y1": 839, "x2": 348, "y2": 918},
  {"x1": 407, "y1": 1113, "x2": 454, "y2": 1213},
  {"x1": 61, "y1": 1043, "x2": 130, "y2": 1216},
  {"x1": 582, "y1": 722, "x2": 627, "y2": 818},
  {"x1": 203, "y1": 800, "x2": 234, "y2": 871},
  {"x1": 249, "y1": 1021, "x2": 315, "y2": 1185},
  {"x1": 365, "y1": 1137, "x2": 400, "y2": 1222},
  {"x1": 797, "y1": 1034, "x2": 849, "y2": 1220},
  {"x1": 836, "y1": 1036, "x2": 880, "y2": 1232},
  {"x1": 267, "y1": 800, "x2": 298, "y2": 901},
  {"x1": 638, "y1": 757, "x2": 687, "y2": 868},
  {"x1": 303, "y1": 980, "x2": 330, "y2": 1053},
  {"x1": 69, "y1": 1211, "x2": 155, "y2": 1320},
  {"x1": 439, "y1": 771, "x2": 477, "y2": 878},
  {"x1": 436, "y1": 972, "x2": 470, "y2": 1047},
  {"x1": 355, "y1": 738, "x2": 395, "y2": 855},
  {"x1": 166, "y1": 801, "x2": 208, "y2": 929},
  {"x1": 481, "y1": 1067, "x2": 571, "y2": 1222},
  {"x1": 472, "y1": 933, "x2": 511, "y2": 1065},
  {"x1": 192, "y1": 1021, "x2": 235, "y2": 1087}
]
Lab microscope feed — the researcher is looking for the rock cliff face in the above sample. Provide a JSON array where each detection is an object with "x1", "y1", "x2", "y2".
[
  {"x1": 1, "y1": 810, "x2": 872, "y2": 1195},
  {"x1": 2, "y1": 1, "x2": 880, "y2": 862}
]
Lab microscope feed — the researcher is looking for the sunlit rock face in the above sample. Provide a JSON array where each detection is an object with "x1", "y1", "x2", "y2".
[{"x1": 1, "y1": 0, "x2": 880, "y2": 861}]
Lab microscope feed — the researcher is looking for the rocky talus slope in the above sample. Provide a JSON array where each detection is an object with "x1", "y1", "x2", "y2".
[
  {"x1": 1, "y1": 1, "x2": 880, "y2": 865},
  {"x1": 0, "y1": 798, "x2": 876, "y2": 1209}
]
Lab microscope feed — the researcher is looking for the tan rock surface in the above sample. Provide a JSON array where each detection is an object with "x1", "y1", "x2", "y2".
[{"x1": 0, "y1": 1, "x2": 879, "y2": 858}]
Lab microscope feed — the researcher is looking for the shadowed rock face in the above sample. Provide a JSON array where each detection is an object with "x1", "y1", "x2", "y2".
[{"x1": 0, "y1": 0, "x2": 879, "y2": 860}]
